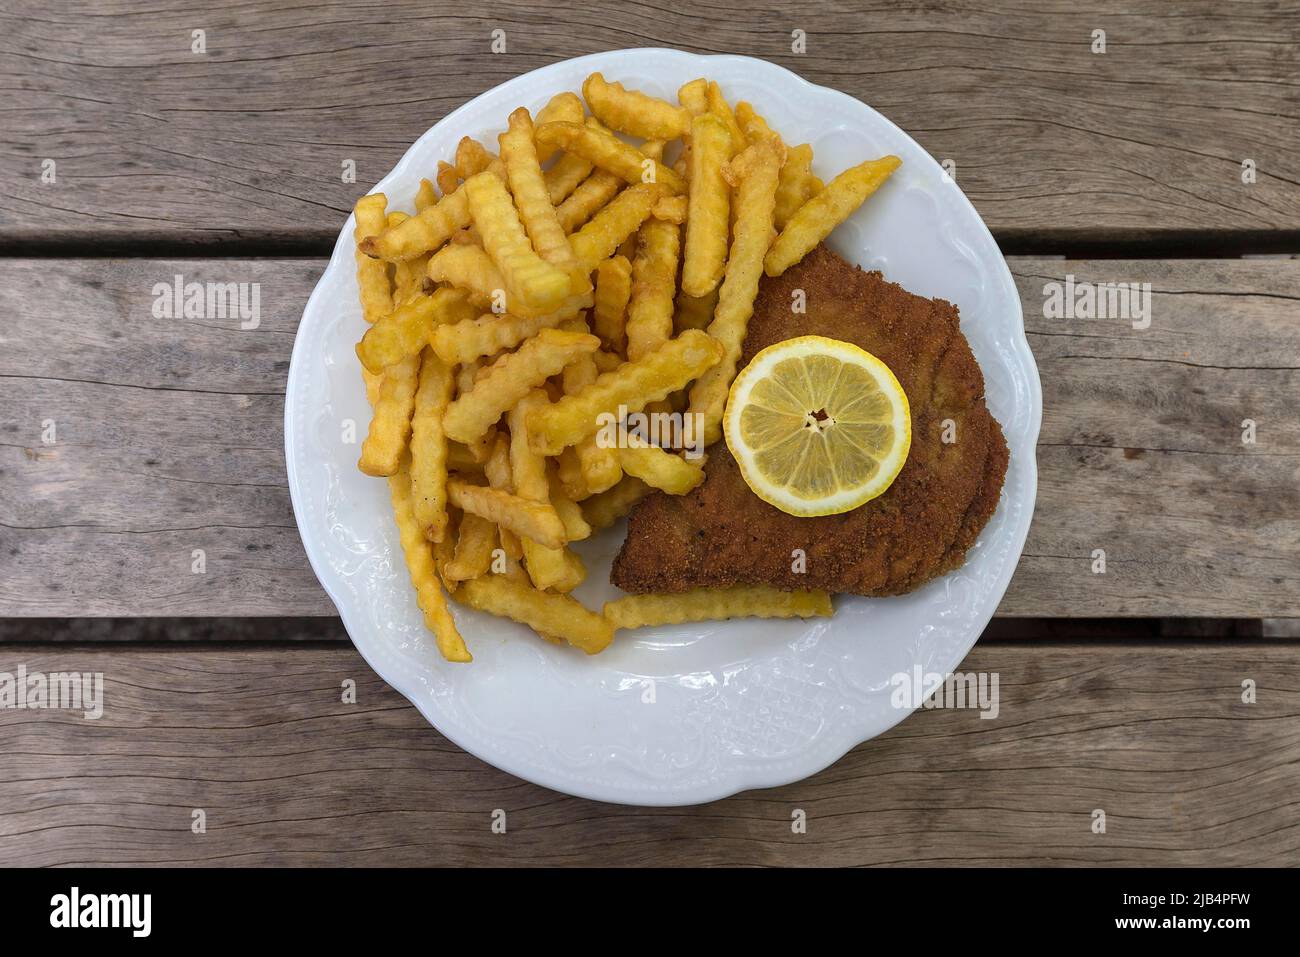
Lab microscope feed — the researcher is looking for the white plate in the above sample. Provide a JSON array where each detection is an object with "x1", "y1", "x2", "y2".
[{"x1": 285, "y1": 49, "x2": 1042, "y2": 806}]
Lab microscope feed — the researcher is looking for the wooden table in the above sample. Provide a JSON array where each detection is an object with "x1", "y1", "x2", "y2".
[{"x1": 2, "y1": 1, "x2": 1297, "y2": 867}]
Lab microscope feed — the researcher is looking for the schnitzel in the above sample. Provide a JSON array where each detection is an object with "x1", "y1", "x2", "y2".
[{"x1": 611, "y1": 244, "x2": 1008, "y2": 596}]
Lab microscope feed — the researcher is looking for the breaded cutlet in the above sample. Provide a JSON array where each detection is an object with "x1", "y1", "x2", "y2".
[{"x1": 610, "y1": 244, "x2": 1008, "y2": 596}]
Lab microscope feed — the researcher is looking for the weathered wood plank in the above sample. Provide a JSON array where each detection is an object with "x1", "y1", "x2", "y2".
[
  {"x1": 0, "y1": 643, "x2": 1294, "y2": 866},
  {"x1": 2, "y1": 257, "x2": 1297, "y2": 617},
  {"x1": 1, "y1": 1, "x2": 1296, "y2": 248}
]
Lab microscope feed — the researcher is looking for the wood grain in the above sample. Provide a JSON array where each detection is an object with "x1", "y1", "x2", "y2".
[
  {"x1": 1, "y1": 0, "x2": 1296, "y2": 249},
  {"x1": 0, "y1": 642, "x2": 1294, "y2": 866},
  {"x1": 2, "y1": 257, "x2": 1297, "y2": 618}
]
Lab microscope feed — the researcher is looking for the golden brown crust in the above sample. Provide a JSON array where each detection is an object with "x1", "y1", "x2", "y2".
[{"x1": 611, "y1": 244, "x2": 1009, "y2": 596}]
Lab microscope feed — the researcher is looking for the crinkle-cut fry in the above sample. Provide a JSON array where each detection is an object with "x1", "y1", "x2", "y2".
[
  {"x1": 681, "y1": 113, "x2": 733, "y2": 297},
  {"x1": 582, "y1": 72, "x2": 691, "y2": 140},
  {"x1": 546, "y1": 466, "x2": 594, "y2": 540},
  {"x1": 625, "y1": 217, "x2": 680, "y2": 361},
  {"x1": 500, "y1": 107, "x2": 578, "y2": 270},
  {"x1": 431, "y1": 291, "x2": 590, "y2": 365},
  {"x1": 361, "y1": 178, "x2": 471, "y2": 263},
  {"x1": 455, "y1": 136, "x2": 496, "y2": 179},
  {"x1": 765, "y1": 155, "x2": 901, "y2": 277},
  {"x1": 674, "y1": 286, "x2": 718, "y2": 333},
  {"x1": 534, "y1": 121, "x2": 686, "y2": 194},
  {"x1": 354, "y1": 194, "x2": 393, "y2": 325},
  {"x1": 604, "y1": 587, "x2": 833, "y2": 631},
  {"x1": 415, "y1": 178, "x2": 439, "y2": 213},
  {"x1": 678, "y1": 78, "x2": 708, "y2": 116},
  {"x1": 774, "y1": 142, "x2": 822, "y2": 230},
  {"x1": 442, "y1": 328, "x2": 599, "y2": 444},
  {"x1": 410, "y1": 348, "x2": 455, "y2": 542},
  {"x1": 526, "y1": 329, "x2": 723, "y2": 456},
  {"x1": 579, "y1": 476, "x2": 650, "y2": 531},
  {"x1": 544, "y1": 151, "x2": 595, "y2": 205},
  {"x1": 359, "y1": 351, "x2": 420, "y2": 476},
  {"x1": 446, "y1": 478, "x2": 567, "y2": 550},
  {"x1": 569, "y1": 183, "x2": 660, "y2": 272},
  {"x1": 483, "y1": 434, "x2": 525, "y2": 561},
  {"x1": 506, "y1": 390, "x2": 574, "y2": 590},
  {"x1": 640, "y1": 139, "x2": 665, "y2": 162},
  {"x1": 426, "y1": 242, "x2": 504, "y2": 308},
  {"x1": 615, "y1": 432, "x2": 705, "y2": 495},
  {"x1": 687, "y1": 141, "x2": 782, "y2": 446},
  {"x1": 441, "y1": 511, "x2": 497, "y2": 583},
  {"x1": 436, "y1": 162, "x2": 460, "y2": 197},
  {"x1": 388, "y1": 457, "x2": 471, "y2": 661},
  {"x1": 592, "y1": 254, "x2": 632, "y2": 354},
  {"x1": 356, "y1": 286, "x2": 471, "y2": 374},
  {"x1": 735, "y1": 101, "x2": 782, "y2": 148},
  {"x1": 464, "y1": 171, "x2": 573, "y2": 314},
  {"x1": 456, "y1": 576, "x2": 614, "y2": 655},
  {"x1": 555, "y1": 321, "x2": 623, "y2": 496},
  {"x1": 705, "y1": 81, "x2": 748, "y2": 156},
  {"x1": 535, "y1": 91, "x2": 585, "y2": 164},
  {"x1": 651, "y1": 193, "x2": 687, "y2": 224},
  {"x1": 362, "y1": 368, "x2": 384, "y2": 408},
  {"x1": 393, "y1": 252, "x2": 430, "y2": 306},
  {"x1": 555, "y1": 445, "x2": 590, "y2": 500},
  {"x1": 557, "y1": 169, "x2": 623, "y2": 233}
]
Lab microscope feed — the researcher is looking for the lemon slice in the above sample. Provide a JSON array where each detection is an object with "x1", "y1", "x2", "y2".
[{"x1": 723, "y1": 335, "x2": 911, "y2": 516}]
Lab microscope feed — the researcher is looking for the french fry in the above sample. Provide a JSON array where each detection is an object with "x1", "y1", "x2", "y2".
[
  {"x1": 456, "y1": 576, "x2": 614, "y2": 654},
  {"x1": 559, "y1": 316, "x2": 623, "y2": 495},
  {"x1": 356, "y1": 286, "x2": 474, "y2": 374},
  {"x1": 446, "y1": 441, "x2": 484, "y2": 474},
  {"x1": 547, "y1": 466, "x2": 593, "y2": 541},
  {"x1": 705, "y1": 81, "x2": 748, "y2": 156},
  {"x1": 415, "y1": 178, "x2": 439, "y2": 213},
  {"x1": 735, "y1": 101, "x2": 781, "y2": 148},
  {"x1": 361, "y1": 182, "x2": 472, "y2": 262},
  {"x1": 579, "y1": 476, "x2": 650, "y2": 531},
  {"x1": 509, "y1": 390, "x2": 583, "y2": 590},
  {"x1": 362, "y1": 368, "x2": 384, "y2": 407},
  {"x1": 681, "y1": 113, "x2": 733, "y2": 297},
  {"x1": 625, "y1": 218, "x2": 680, "y2": 360},
  {"x1": 616, "y1": 431, "x2": 705, "y2": 495},
  {"x1": 431, "y1": 294, "x2": 590, "y2": 366},
  {"x1": 525, "y1": 329, "x2": 723, "y2": 455},
  {"x1": 555, "y1": 445, "x2": 590, "y2": 500},
  {"x1": 556, "y1": 169, "x2": 623, "y2": 233},
  {"x1": 446, "y1": 478, "x2": 566, "y2": 550},
  {"x1": 774, "y1": 142, "x2": 823, "y2": 229},
  {"x1": 354, "y1": 194, "x2": 393, "y2": 325},
  {"x1": 441, "y1": 511, "x2": 497, "y2": 583},
  {"x1": 651, "y1": 193, "x2": 687, "y2": 224},
  {"x1": 455, "y1": 137, "x2": 495, "y2": 179},
  {"x1": 500, "y1": 107, "x2": 578, "y2": 270},
  {"x1": 410, "y1": 348, "x2": 455, "y2": 542},
  {"x1": 436, "y1": 162, "x2": 460, "y2": 197},
  {"x1": 569, "y1": 183, "x2": 660, "y2": 272},
  {"x1": 583, "y1": 72, "x2": 692, "y2": 140},
  {"x1": 483, "y1": 434, "x2": 524, "y2": 561},
  {"x1": 674, "y1": 286, "x2": 718, "y2": 333},
  {"x1": 388, "y1": 455, "x2": 471, "y2": 661},
  {"x1": 464, "y1": 171, "x2": 574, "y2": 313},
  {"x1": 359, "y1": 352, "x2": 420, "y2": 476},
  {"x1": 687, "y1": 141, "x2": 782, "y2": 445},
  {"x1": 426, "y1": 243, "x2": 503, "y2": 307},
  {"x1": 534, "y1": 121, "x2": 686, "y2": 194},
  {"x1": 442, "y1": 328, "x2": 600, "y2": 444},
  {"x1": 544, "y1": 151, "x2": 595, "y2": 205},
  {"x1": 678, "y1": 78, "x2": 709, "y2": 116},
  {"x1": 765, "y1": 155, "x2": 901, "y2": 277},
  {"x1": 603, "y1": 587, "x2": 833, "y2": 631},
  {"x1": 592, "y1": 254, "x2": 632, "y2": 354},
  {"x1": 535, "y1": 91, "x2": 584, "y2": 163}
]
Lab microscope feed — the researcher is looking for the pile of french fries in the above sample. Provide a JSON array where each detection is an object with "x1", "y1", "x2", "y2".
[{"x1": 353, "y1": 72, "x2": 900, "y2": 661}]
